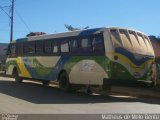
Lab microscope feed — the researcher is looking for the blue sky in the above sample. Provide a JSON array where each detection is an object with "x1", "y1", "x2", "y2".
[{"x1": 0, "y1": 0, "x2": 160, "y2": 43}]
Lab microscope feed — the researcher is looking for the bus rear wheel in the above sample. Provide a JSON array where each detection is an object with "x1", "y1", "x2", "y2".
[
  {"x1": 13, "y1": 69, "x2": 23, "y2": 83},
  {"x1": 59, "y1": 72, "x2": 71, "y2": 92}
]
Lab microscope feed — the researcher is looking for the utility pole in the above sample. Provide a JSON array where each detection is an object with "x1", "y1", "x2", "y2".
[{"x1": 10, "y1": 0, "x2": 14, "y2": 42}]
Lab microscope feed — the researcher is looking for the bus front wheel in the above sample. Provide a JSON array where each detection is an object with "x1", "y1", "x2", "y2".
[
  {"x1": 59, "y1": 72, "x2": 71, "y2": 92},
  {"x1": 13, "y1": 69, "x2": 23, "y2": 83}
]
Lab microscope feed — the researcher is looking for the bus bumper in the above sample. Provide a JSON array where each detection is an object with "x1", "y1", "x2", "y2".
[{"x1": 103, "y1": 78, "x2": 152, "y2": 87}]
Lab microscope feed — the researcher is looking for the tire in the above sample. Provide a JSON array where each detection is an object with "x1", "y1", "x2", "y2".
[
  {"x1": 150, "y1": 79, "x2": 157, "y2": 87},
  {"x1": 42, "y1": 81, "x2": 50, "y2": 86},
  {"x1": 14, "y1": 69, "x2": 23, "y2": 83},
  {"x1": 86, "y1": 86, "x2": 92, "y2": 95},
  {"x1": 59, "y1": 72, "x2": 71, "y2": 92}
]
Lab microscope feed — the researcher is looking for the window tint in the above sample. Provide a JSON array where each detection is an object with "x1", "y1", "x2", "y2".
[
  {"x1": 52, "y1": 41, "x2": 59, "y2": 53},
  {"x1": 16, "y1": 42, "x2": 23, "y2": 56},
  {"x1": 24, "y1": 42, "x2": 35, "y2": 54},
  {"x1": 110, "y1": 29, "x2": 122, "y2": 47},
  {"x1": 81, "y1": 38, "x2": 92, "y2": 52},
  {"x1": 53, "y1": 44, "x2": 58, "y2": 53},
  {"x1": 92, "y1": 35, "x2": 104, "y2": 53},
  {"x1": 36, "y1": 41, "x2": 43, "y2": 53},
  {"x1": 60, "y1": 40, "x2": 69, "y2": 52},
  {"x1": 119, "y1": 30, "x2": 133, "y2": 50},
  {"x1": 44, "y1": 40, "x2": 52, "y2": 53},
  {"x1": 69, "y1": 39, "x2": 78, "y2": 52}
]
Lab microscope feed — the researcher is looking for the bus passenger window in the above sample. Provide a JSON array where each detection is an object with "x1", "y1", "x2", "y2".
[
  {"x1": 23, "y1": 42, "x2": 35, "y2": 54},
  {"x1": 36, "y1": 41, "x2": 44, "y2": 53},
  {"x1": 23, "y1": 43, "x2": 28, "y2": 53},
  {"x1": 69, "y1": 39, "x2": 78, "y2": 52},
  {"x1": 53, "y1": 45, "x2": 58, "y2": 53},
  {"x1": 81, "y1": 38, "x2": 92, "y2": 52},
  {"x1": 92, "y1": 35, "x2": 104, "y2": 53},
  {"x1": 44, "y1": 41, "x2": 52, "y2": 53},
  {"x1": 16, "y1": 43, "x2": 23, "y2": 56},
  {"x1": 60, "y1": 41, "x2": 69, "y2": 53},
  {"x1": 28, "y1": 42, "x2": 35, "y2": 54}
]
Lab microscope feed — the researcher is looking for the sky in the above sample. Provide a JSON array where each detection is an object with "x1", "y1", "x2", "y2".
[{"x1": 0, "y1": 0, "x2": 160, "y2": 43}]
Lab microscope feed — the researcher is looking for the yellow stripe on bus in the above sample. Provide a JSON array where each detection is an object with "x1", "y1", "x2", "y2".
[
  {"x1": 108, "y1": 52, "x2": 153, "y2": 73},
  {"x1": 16, "y1": 57, "x2": 31, "y2": 78}
]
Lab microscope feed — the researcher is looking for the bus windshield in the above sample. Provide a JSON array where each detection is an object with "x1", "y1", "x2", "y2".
[{"x1": 110, "y1": 29, "x2": 154, "y2": 56}]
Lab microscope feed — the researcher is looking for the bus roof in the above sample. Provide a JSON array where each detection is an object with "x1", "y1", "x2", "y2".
[
  {"x1": 14, "y1": 27, "x2": 106, "y2": 43},
  {"x1": 13, "y1": 27, "x2": 148, "y2": 43}
]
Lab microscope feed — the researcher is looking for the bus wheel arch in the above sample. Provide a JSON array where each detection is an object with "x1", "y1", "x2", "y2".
[
  {"x1": 13, "y1": 67, "x2": 23, "y2": 83},
  {"x1": 58, "y1": 70, "x2": 71, "y2": 92}
]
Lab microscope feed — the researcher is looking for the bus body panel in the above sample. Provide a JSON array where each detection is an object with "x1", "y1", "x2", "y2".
[
  {"x1": 107, "y1": 52, "x2": 154, "y2": 80},
  {"x1": 6, "y1": 56, "x2": 109, "y2": 85},
  {"x1": 5, "y1": 27, "x2": 156, "y2": 89},
  {"x1": 68, "y1": 57, "x2": 108, "y2": 85},
  {"x1": 5, "y1": 58, "x2": 16, "y2": 75},
  {"x1": 106, "y1": 28, "x2": 155, "y2": 82}
]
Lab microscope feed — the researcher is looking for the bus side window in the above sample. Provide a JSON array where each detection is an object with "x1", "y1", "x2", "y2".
[
  {"x1": 16, "y1": 42, "x2": 23, "y2": 56},
  {"x1": 36, "y1": 41, "x2": 44, "y2": 54},
  {"x1": 81, "y1": 37, "x2": 92, "y2": 53},
  {"x1": 53, "y1": 44, "x2": 58, "y2": 53},
  {"x1": 23, "y1": 41, "x2": 35, "y2": 54},
  {"x1": 60, "y1": 40, "x2": 69, "y2": 53},
  {"x1": 29, "y1": 42, "x2": 35, "y2": 54},
  {"x1": 44, "y1": 40, "x2": 52, "y2": 53},
  {"x1": 69, "y1": 39, "x2": 78, "y2": 53},
  {"x1": 92, "y1": 35, "x2": 104, "y2": 54},
  {"x1": 52, "y1": 40, "x2": 60, "y2": 54}
]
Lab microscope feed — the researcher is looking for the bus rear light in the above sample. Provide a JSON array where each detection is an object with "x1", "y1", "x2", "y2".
[{"x1": 114, "y1": 55, "x2": 118, "y2": 60}]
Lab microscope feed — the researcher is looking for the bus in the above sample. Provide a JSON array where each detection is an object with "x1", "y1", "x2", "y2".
[{"x1": 5, "y1": 27, "x2": 155, "y2": 92}]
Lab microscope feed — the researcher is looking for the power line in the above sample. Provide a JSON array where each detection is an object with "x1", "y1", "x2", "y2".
[
  {"x1": 0, "y1": 5, "x2": 31, "y2": 33},
  {"x1": 0, "y1": 6, "x2": 11, "y2": 18},
  {"x1": 15, "y1": 9, "x2": 31, "y2": 32},
  {"x1": 0, "y1": 6, "x2": 11, "y2": 8},
  {"x1": 1, "y1": 0, "x2": 31, "y2": 40}
]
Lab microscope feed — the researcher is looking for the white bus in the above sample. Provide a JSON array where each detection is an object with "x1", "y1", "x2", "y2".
[{"x1": 5, "y1": 27, "x2": 155, "y2": 92}]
